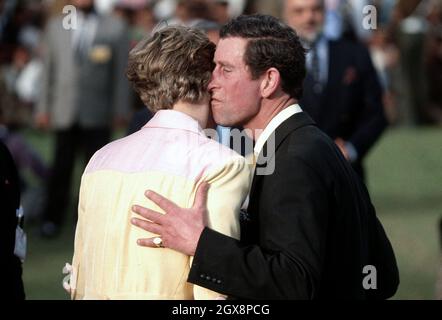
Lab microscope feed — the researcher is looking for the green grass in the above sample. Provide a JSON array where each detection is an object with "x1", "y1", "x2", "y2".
[
  {"x1": 366, "y1": 127, "x2": 442, "y2": 300},
  {"x1": 23, "y1": 226, "x2": 75, "y2": 300},
  {"x1": 20, "y1": 127, "x2": 442, "y2": 300}
]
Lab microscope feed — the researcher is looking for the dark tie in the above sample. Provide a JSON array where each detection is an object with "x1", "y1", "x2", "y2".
[{"x1": 310, "y1": 41, "x2": 323, "y2": 94}]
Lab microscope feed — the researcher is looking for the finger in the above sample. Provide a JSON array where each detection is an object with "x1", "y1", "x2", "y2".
[
  {"x1": 131, "y1": 218, "x2": 163, "y2": 235},
  {"x1": 132, "y1": 205, "x2": 166, "y2": 224},
  {"x1": 144, "y1": 190, "x2": 180, "y2": 214},
  {"x1": 136, "y1": 237, "x2": 160, "y2": 248},
  {"x1": 193, "y1": 182, "x2": 210, "y2": 210}
]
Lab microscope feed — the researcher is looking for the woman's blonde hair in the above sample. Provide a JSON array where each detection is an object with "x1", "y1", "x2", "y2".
[{"x1": 126, "y1": 26, "x2": 216, "y2": 113}]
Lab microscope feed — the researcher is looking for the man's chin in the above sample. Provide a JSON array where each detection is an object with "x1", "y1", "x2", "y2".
[
  {"x1": 301, "y1": 30, "x2": 322, "y2": 44},
  {"x1": 211, "y1": 105, "x2": 222, "y2": 123},
  {"x1": 213, "y1": 118, "x2": 227, "y2": 127},
  {"x1": 213, "y1": 115, "x2": 230, "y2": 128}
]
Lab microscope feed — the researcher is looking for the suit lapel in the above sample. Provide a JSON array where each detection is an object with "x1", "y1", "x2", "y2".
[{"x1": 249, "y1": 112, "x2": 316, "y2": 200}]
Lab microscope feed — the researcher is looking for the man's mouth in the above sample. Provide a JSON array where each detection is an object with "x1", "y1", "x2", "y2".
[{"x1": 211, "y1": 98, "x2": 221, "y2": 105}]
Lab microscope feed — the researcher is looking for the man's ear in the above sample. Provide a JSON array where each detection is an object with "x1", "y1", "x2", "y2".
[{"x1": 260, "y1": 68, "x2": 281, "y2": 98}]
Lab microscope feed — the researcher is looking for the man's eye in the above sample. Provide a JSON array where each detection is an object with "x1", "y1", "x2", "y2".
[{"x1": 223, "y1": 67, "x2": 232, "y2": 73}]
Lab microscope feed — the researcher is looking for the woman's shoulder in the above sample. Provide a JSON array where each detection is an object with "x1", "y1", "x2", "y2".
[{"x1": 197, "y1": 136, "x2": 245, "y2": 166}]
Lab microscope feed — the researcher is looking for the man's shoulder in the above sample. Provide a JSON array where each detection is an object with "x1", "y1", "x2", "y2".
[
  {"x1": 287, "y1": 124, "x2": 334, "y2": 153},
  {"x1": 329, "y1": 38, "x2": 366, "y2": 52},
  {"x1": 195, "y1": 137, "x2": 247, "y2": 171},
  {"x1": 270, "y1": 124, "x2": 356, "y2": 192},
  {"x1": 275, "y1": 113, "x2": 330, "y2": 152},
  {"x1": 98, "y1": 14, "x2": 128, "y2": 35},
  {"x1": 329, "y1": 39, "x2": 372, "y2": 64},
  {"x1": 277, "y1": 123, "x2": 342, "y2": 171}
]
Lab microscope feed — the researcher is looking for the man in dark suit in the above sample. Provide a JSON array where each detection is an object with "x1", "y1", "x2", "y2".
[
  {"x1": 283, "y1": 0, "x2": 388, "y2": 180},
  {"x1": 0, "y1": 141, "x2": 25, "y2": 300},
  {"x1": 131, "y1": 14, "x2": 399, "y2": 299}
]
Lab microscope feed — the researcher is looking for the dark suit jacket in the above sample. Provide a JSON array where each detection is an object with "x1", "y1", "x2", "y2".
[
  {"x1": 300, "y1": 39, "x2": 388, "y2": 178},
  {"x1": 188, "y1": 112, "x2": 399, "y2": 299},
  {"x1": 0, "y1": 141, "x2": 25, "y2": 300}
]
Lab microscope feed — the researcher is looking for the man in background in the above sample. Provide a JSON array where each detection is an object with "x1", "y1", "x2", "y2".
[
  {"x1": 283, "y1": 0, "x2": 388, "y2": 181},
  {"x1": 36, "y1": 0, "x2": 130, "y2": 237}
]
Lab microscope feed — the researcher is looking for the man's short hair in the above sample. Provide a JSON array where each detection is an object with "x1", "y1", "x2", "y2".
[
  {"x1": 220, "y1": 14, "x2": 306, "y2": 99},
  {"x1": 126, "y1": 26, "x2": 216, "y2": 112}
]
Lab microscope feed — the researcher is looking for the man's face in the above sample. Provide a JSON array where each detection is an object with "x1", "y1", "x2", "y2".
[
  {"x1": 283, "y1": 0, "x2": 324, "y2": 43},
  {"x1": 208, "y1": 37, "x2": 262, "y2": 127}
]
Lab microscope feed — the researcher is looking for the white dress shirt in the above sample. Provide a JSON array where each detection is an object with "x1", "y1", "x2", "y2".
[{"x1": 254, "y1": 104, "x2": 303, "y2": 157}]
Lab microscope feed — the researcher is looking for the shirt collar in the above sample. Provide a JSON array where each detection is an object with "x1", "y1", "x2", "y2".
[
  {"x1": 144, "y1": 110, "x2": 206, "y2": 136},
  {"x1": 253, "y1": 104, "x2": 303, "y2": 157}
]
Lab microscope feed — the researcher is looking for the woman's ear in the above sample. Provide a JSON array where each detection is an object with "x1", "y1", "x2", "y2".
[{"x1": 260, "y1": 68, "x2": 281, "y2": 98}]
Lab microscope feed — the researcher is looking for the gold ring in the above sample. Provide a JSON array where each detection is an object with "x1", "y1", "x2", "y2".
[{"x1": 153, "y1": 237, "x2": 164, "y2": 248}]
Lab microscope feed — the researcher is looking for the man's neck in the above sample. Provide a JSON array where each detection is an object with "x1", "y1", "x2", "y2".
[
  {"x1": 244, "y1": 94, "x2": 297, "y2": 141},
  {"x1": 301, "y1": 32, "x2": 324, "y2": 49}
]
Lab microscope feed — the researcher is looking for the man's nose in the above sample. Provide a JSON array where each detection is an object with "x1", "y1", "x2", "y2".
[{"x1": 208, "y1": 73, "x2": 217, "y2": 92}]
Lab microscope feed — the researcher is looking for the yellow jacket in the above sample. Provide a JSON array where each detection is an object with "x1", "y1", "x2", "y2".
[{"x1": 70, "y1": 110, "x2": 251, "y2": 300}]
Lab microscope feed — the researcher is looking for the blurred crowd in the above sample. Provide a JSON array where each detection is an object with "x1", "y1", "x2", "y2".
[{"x1": 1, "y1": 0, "x2": 442, "y2": 238}]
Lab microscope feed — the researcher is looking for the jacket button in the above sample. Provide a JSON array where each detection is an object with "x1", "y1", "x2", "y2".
[
  {"x1": 200, "y1": 274, "x2": 205, "y2": 279},
  {"x1": 212, "y1": 278, "x2": 217, "y2": 283},
  {"x1": 217, "y1": 280, "x2": 222, "y2": 284},
  {"x1": 206, "y1": 276, "x2": 211, "y2": 281}
]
